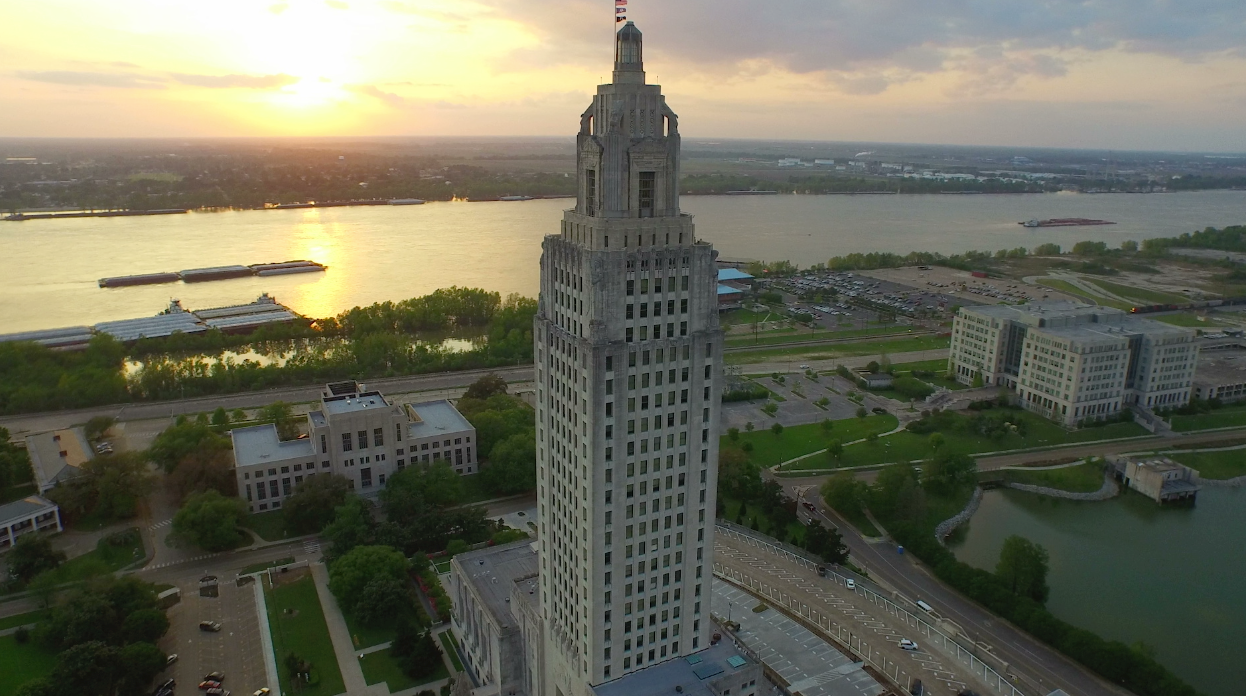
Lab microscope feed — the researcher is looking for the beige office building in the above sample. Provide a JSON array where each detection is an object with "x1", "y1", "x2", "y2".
[{"x1": 949, "y1": 302, "x2": 1197, "y2": 425}]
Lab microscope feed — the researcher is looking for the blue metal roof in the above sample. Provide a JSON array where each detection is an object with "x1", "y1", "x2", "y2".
[
  {"x1": 717, "y1": 284, "x2": 743, "y2": 296},
  {"x1": 718, "y1": 268, "x2": 754, "y2": 281}
]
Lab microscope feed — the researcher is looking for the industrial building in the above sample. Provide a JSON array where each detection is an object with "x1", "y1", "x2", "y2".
[
  {"x1": 1111, "y1": 455, "x2": 1201, "y2": 503},
  {"x1": 949, "y1": 302, "x2": 1198, "y2": 425},
  {"x1": 231, "y1": 382, "x2": 476, "y2": 513}
]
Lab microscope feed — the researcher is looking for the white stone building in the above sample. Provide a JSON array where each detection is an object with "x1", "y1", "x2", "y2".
[
  {"x1": 0, "y1": 495, "x2": 62, "y2": 552},
  {"x1": 532, "y1": 21, "x2": 724, "y2": 695},
  {"x1": 948, "y1": 302, "x2": 1198, "y2": 424},
  {"x1": 232, "y1": 381, "x2": 476, "y2": 513}
]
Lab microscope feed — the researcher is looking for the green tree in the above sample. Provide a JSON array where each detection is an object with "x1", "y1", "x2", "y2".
[
  {"x1": 329, "y1": 545, "x2": 409, "y2": 614},
  {"x1": 117, "y1": 642, "x2": 167, "y2": 695},
  {"x1": 121, "y1": 608, "x2": 170, "y2": 644},
  {"x1": 8, "y1": 534, "x2": 66, "y2": 582},
  {"x1": 820, "y1": 471, "x2": 864, "y2": 516},
  {"x1": 173, "y1": 490, "x2": 246, "y2": 551},
  {"x1": 481, "y1": 432, "x2": 536, "y2": 495},
  {"x1": 463, "y1": 373, "x2": 509, "y2": 400},
  {"x1": 770, "y1": 422, "x2": 784, "y2": 436},
  {"x1": 971, "y1": 371, "x2": 985, "y2": 388},
  {"x1": 148, "y1": 421, "x2": 229, "y2": 473},
  {"x1": 922, "y1": 452, "x2": 977, "y2": 495},
  {"x1": 996, "y1": 535, "x2": 1050, "y2": 603},
  {"x1": 825, "y1": 439, "x2": 843, "y2": 464},
  {"x1": 283, "y1": 474, "x2": 353, "y2": 534},
  {"x1": 84, "y1": 416, "x2": 116, "y2": 441},
  {"x1": 322, "y1": 496, "x2": 376, "y2": 559},
  {"x1": 804, "y1": 520, "x2": 849, "y2": 564},
  {"x1": 48, "y1": 641, "x2": 120, "y2": 696},
  {"x1": 392, "y1": 617, "x2": 443, "y2": 679},
  {"x1": 866, "y1": 360, "x2": 880, "y2": 373},
  {"x1": 855, "y1": 406, "x2": 867, "y2": 419},
  {"x1": 928, "y1": 432, "x2": 945, "y2": 453},
  {"x1": 211, "y1": 407, "x2": 230, "y2": 428},
  {"x1": 167, "y1": 448, "x2": 235, "y2": 503},
  {"x1": 257, "y1": 402, "x2": 300, "y2": 440},
  {"x1": 1121, "y1": 239, "x2": 1139, "y2": 252},
  {"x1": 819, "y1": 419, "x2": 834, "y2": 436},
  {"x1": 352, "y1": 576, "x2": 411, "y2": 626},
  {"x1": 727, "y1": 427, "x2": 740, "y2": 442}
]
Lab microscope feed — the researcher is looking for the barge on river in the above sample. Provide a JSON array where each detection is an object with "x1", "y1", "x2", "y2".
[
  {"x1": 99, "y1": 260, "x2": 326, "y2": 288},
  {"x1": 1019, "y1": 218, "x2": 1116, "y2": 228}
]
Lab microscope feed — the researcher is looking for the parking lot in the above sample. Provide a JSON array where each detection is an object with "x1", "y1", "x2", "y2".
[{"x1": 162, "y1": 574, "x2": 271, "y2": 696}]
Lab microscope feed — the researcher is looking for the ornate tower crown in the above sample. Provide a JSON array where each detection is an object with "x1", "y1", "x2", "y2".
[{"x1": 613, "y1": 21, "x2": 643, "y2": 82}]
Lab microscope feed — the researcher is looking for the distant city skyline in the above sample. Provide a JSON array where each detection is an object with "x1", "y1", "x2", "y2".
[{"x1": 5, "y1": 0, "x2": 1246, "y2": 152}]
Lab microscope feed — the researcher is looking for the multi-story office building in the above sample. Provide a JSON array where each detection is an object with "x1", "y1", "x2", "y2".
[
  {"x1": 533, "y1": 21, "x2": 724, "y2": 695},
  {"x1": 949, "y1": 302, "x2": 1198, "y2": 424},
  {"x1": 232, "y1": 381, "x2": 476, "y2": 513}
]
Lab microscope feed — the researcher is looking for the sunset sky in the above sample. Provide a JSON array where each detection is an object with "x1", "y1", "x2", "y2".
[{"x1": 4, "y1": 0, "x2": 1246, "y2": 151}]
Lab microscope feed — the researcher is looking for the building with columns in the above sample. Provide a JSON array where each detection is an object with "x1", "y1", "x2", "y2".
[{"x1": 532, "y1": 21, "x2": 724, "y2": 695}]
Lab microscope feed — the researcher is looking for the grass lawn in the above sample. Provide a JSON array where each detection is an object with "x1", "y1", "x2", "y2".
[
  {"x1": 265, "y1": 574, "x2": 346, "y2": 696},
  {"x1": 57, "y1": 528, "x2": 145, "y2": 579},
  {"x1": 1167, "y1": 449, "x2": 1246, "y2": 480},
  {"x1": 1086, "y1": 279, "x2": 1190, "y2": 305},
  {"x1": 344, "y1": 610, "x2": 400, "y2": 650},
  {"x1": 726, "y1": 325, "x2": 917, "y2": 348},
  {"x1": 721, "y1": 499, "x2": 806, "y2": 546},
  {"x1": 0, "y1": 633, "x2": 60, "y2": 695},
  {"x1": 359, "y1": 647, "x2": 447, "y2": 692},
  {"x1": 439, "y1": 631, "x2": 465, "y2": 672},
  {"x1": 1036, "y1": 279, "x2": 1135, "y2": 311},
  {"x1": 786, "y1": 411, "x2": 1146, "y2": 471},
  {"x1": 727, "y1": 335, "x2": 950, "y2": 364},
  {"x1": 240, "y1": 557, "x2": 296, "y2": 576},
  {"x1": 244, "y1": 510, "x2": 294, "y2": 542},
  {"x1": 0, "y1": 609, "x2": 49, "y2": 631},
  {"x1": 726, "y1": 414, "x2": 898, "y2": 467},
  {"x1": 1171, "y1": 405, "x2": 1246, "y2": 432},
  {"x1": 721, "y1": 308, "x2": 774, "y2": 326},
  {"x1": 1002, "y1": 461, "x2": 1105, "y2": 493},
  {"x1": 884, "y1": 358, "x2": 968, "y2": 391},
  {"x1": 1151, "y1": 312, "x2": 1229, "y2": 328}
]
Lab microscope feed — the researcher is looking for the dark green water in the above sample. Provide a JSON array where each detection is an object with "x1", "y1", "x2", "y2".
[{"x1": 949, "y1": 487, "x2": 1245, "y2": 696}]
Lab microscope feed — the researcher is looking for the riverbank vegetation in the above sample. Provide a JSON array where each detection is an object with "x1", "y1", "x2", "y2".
[
  {"x1": 1000, "y1": 459, "x2": 1106, "y2": 493},
  {"x1": 0, "y1": 288, "x2": 536, "y2": 415},
  {"x1": 821, "y1": 460, "x2": 1204, "y2": 696}
]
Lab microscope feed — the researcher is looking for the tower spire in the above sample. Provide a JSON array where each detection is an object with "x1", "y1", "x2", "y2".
[{"x1": 612, "y1": 21, "x2": 644, "y2": 84}]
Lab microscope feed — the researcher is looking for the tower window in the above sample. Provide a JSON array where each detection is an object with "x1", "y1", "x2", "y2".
[
  {"x1": 585, "y1": 169, "x2": 597, "y2": 215},
  {"x1": 638, "y1": 172, "x2": 655, "y2": 217}
]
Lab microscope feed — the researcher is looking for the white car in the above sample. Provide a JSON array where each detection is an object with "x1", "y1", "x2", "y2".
[
  {"x1": 899, "y1": 639, "x2": 919, "y2": 651},
  {"x1": 845, "y1": 579, "x2": 856, "y2": 590},
  {"x1": 799, "y1": 364, "x2": 810, "y2": 369}
]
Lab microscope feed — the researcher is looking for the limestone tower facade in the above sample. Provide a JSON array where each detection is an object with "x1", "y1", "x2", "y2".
[{"x1": 533, "y1": 21, "x2": 724, "y2": 696}]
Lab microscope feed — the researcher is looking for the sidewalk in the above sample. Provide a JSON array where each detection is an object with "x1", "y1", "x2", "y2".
[{"x1": 309, "y1": 562, "x2": 385, "y2": 696}]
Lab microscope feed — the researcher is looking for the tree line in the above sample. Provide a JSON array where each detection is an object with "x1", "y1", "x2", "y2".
[{"x1": 0, "y1": 289, "x2": 537, "y2": 415}]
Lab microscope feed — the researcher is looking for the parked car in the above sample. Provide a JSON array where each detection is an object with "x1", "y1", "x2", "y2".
[
  {"x1": 957, "y1": 690, "x2": 981, "y2": 696},
  {"x1": 899, "y1": 639, "x2": 919, "y2": 651},
  {"x1": 199, "y1": 682, "x2": 222, "y2": 691},
  {"x1": 909, "y1": 678, "x2": 924, "y2": 695},
  {"x1": 204, "y1": 673, "x2": 225, "y2": 682},
  {"x1": 200, "y1": 576, "x2": 218, "y2": 584},
  {"x1": 205, "y1": 688, "x2": 229, "y2": 696},
  {"x1": 166, "y1": 654, "x2": 178, "y2": 666},
  {"x1": 845, "y1": 578, "x2": 855, "y2": 590},
  {"x1": 816, "y1": 565, "x2": 827, "y2": 577},
  {"x1": 253, "y1": 689, "x2": 271, "y2": 696},
  {"x1": 199, "y1": 621, "x2": 222, "y2": 632}
]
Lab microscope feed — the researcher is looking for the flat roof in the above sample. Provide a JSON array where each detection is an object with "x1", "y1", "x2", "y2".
[
  {"x1": 718, "y1": 268, "x2": 754, "y2": 281},
  {"x1": 0, "y1": 495, "x2": 58, "y2": 524},
  {"x1": 407, "y1": 400, "x2": 473, "y2": 438},
  {"x1": 717, "y1": 284, "x2": 743, "y2": 296},
  {"x1": 323, "y1": 391, "x2": 392, "y2": 415},
  {"x1": 25, "y1": 428, "x2": 92, "y2": 488},
  {"x1": 712, "y1": 581, "x2": 883, "y2": 696},
  {"x1": 1194, "y1": 349, "x2": 1246, "y2": 387},
  {"x1": 453, "y1": 540, "x2": 539, "y2": 631},
  {"x1": 592, "y1": 638, "x2": 756, "y2": 696},
  {"x1": 230, "y1": 424, "x2": 315, "y2": 468}
]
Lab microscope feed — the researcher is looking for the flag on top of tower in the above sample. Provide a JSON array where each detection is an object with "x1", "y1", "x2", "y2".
[
  {"x1": 616, "y1": 7, "x2": 626, "y2": 13},
  {"x1": 616, "y1": 0, "x2": 626, "y2": 19}
]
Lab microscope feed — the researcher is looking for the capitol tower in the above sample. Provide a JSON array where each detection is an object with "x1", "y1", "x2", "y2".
[{"x1": 533, "y1": 20, "x2": 725, "y2": 696}]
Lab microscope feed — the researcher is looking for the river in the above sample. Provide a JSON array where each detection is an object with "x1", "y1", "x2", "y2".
[
  {"x1": 3, "y1": 190, "x2": 1244, "y2": 333},
  {"x1": 949, "y1": 487, "x2": 1245, "y2": 695}
]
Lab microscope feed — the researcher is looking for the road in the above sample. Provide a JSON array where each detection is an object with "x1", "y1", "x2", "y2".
[
  {"x1": 737, "y1": 348, "x2": 952, "y2": 376},
  {"x1": 780, "y1": 485, "x2": 1131, "y2": 696},
  {"x1": 0, "y1": 365, "x2": 535, "y2": 437},
  {"x1": 715, "y1": 532, "x2": 997, "y2": 696}
]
